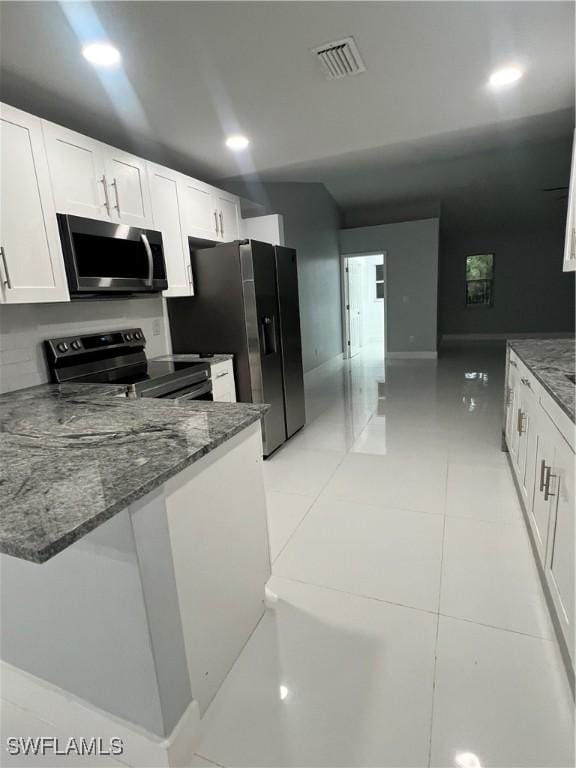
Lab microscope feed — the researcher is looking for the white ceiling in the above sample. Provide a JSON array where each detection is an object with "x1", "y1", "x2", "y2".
[{"x1": 1, "y1": 1, "x2": 574, "y2": 216}]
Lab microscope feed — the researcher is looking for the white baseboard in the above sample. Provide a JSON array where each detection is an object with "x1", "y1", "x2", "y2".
[
  {"x1": 386, "y1": 351, "x2": 438, "y2": 359},
  {"x1": 441, "y1": 332, "x2": 574, "y2": 342},
  {"x1": 0, "y1": 661, "x2": 200, "y2": 767},
  {"x1": 304, "y1": 352, "x2": 344, "y2": 382}
]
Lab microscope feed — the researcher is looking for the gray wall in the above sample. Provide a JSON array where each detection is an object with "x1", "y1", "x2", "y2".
[
  {"x1": 223, "y1": 181, "x2": 343, "y2": 372},
  {"x1": 339, "y1": 219, "x2": 440, "y2": 354},
  {"x1": 0, "y1": 297, "x2": 170, "y2": 393},
  {"x1": 440, "y1": 225, "x2": 575, "y2": 337}
]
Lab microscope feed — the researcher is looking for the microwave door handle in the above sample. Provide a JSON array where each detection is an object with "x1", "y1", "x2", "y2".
[{"x1": 141, "y1": 233, "x2": 153, "y2": 288}]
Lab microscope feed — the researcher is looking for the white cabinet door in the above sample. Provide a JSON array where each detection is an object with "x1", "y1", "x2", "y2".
[
  {"x1": 214, "y1": 193, "x2": 240, "y2": 242},
  {"x1": 148, "y1": 163, "x2": 191, "y2": 297},
  {"x1": 179, "y1": 177, "x2": 219, "y2": 241},
  {"x1": 545, "y1": 437, "x2": 575, "y2": 661},
  {"x1": 42, "y1": 121, "x2": 109, "y2": 221},
  {"x1": 211, "y1": 361, "x2": 237, "y2": 402},
  {"x1": 105, "y1": 150, "x2": 152, "y2": 228},
  {"x1": 0, "y1": 105, "x2": 69, "y2": 303},
  {"x1": 563, "y1": 130, "x2": 576, "y2": 272},
  {"x1": 529, "y1": 413, "x2": 557, "y2": 561}
]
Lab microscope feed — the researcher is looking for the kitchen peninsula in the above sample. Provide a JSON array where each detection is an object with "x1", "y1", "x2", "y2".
[{"x1": 0, "y1": 384, "x2": 271, "y2": 766}]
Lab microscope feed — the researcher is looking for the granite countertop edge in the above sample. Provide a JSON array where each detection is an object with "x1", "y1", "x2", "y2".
[
  {"x1": 507, "y1": 339, "x2": 575, "y2": 424},
  {"x1": 0, "y1": 385, "x2": 269, "y2": 564}
]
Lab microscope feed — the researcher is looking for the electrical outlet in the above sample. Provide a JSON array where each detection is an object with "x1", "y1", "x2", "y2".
[{"x1": 152, "y1": 319, "x2": 162, "y2": 337}]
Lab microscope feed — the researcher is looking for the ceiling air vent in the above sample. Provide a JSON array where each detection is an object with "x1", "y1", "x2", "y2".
[{"x1": 312, "y1": 37, "x2": 366, "y2": 80}]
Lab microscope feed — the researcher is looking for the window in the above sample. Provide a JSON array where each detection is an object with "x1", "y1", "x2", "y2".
[
  {"x1": 375, "y1": 263, "x2": 384, "y2": 300},
  {"x1": 465, "y1": 254, "x2": 494, "y2": 307}
]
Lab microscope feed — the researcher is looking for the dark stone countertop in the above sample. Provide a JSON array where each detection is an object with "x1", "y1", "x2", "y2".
[
  {"x1": 508, "y1": 339, "x2": 575, "y2": 423},
  {"x1": 0, "y1": 383, "x2": 267, "y2": 564}
]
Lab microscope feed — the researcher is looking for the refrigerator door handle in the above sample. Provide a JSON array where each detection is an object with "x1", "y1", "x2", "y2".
[{"x1": 261, "y1": 315, "x2": 278, "y2": 356}]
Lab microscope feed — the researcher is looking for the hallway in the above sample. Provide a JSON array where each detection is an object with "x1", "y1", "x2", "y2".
[{"x1": 194, "y1": 344, "x2": 574, "y2": 768}]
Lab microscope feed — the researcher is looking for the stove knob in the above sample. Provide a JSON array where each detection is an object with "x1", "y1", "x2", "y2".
[
  {"x1": 133, "y1": 331, "x2": 142, "y2": 341},
  {"x1": 71, "y1": 340, "x2": 82, "y2": 351},
  {"x1": 57, "y1": 342, "x2": 69, "y2": 353},
  {"x1": 124, "y1": 333, "x2": 133, "y2": 341}
]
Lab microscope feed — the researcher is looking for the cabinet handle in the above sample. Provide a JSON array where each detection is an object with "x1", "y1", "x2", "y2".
[
  {"x1": 215, "y1": 371, "x2": 229, "y2": 379},
  {"x1": 111, "y1": 178, "x2": 121, "y2": 213},
  {"x1": 509, "y1": 359, "x2": 517, "y2": 368},
  {"x1": 571, "y1": 227, "x2": 576, "y2": 260},
  {"x1": 521, "y1": 377, "x2": 531, "y2": 389},
  {"x1": 187, "y1": 263, "x2": 193, "y2": 287},
  {"x1": 505, "y1": 386, "x2": 512, "y2": 406},
  {"x1": 539, "y1": 459, "x2": 549, "y2": 493},
  {"x1": 100, "y1": 175, "x2": 111, "y2": 215},
  {"x1": 219, "y1": 210, "x2": 224, "y2": 238},
  {"x1": 213, "y1": 210, "x2": 219, "y2": 235},
  {"x1": 516, "y1": 408, "x2": 526, "y2": 435},
  {"x1": 544, "y1": 466, "x2": 557, "y2": 501},
  {"x1": 0, "y1": 246, "x2": 11, "y2": 289}
]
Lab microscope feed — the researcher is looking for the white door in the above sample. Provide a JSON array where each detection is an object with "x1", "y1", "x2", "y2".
[
  {"x1": 179, "y1": 177, "x2": 219, "y2": 241},
  {"x1": 346, "y1": 259, "x2": 362, "y2": 358},
  {"x1": 105, "y1": 150, "x2": 152, "y2": 228},
  {"x1": 214, "y1": 193, "x2": 240, "y2": 242},
  {"x1": 42, "y1": 121, "x2": 109, "y2": 221},
  {"x1": 0, "y1": 105, "x2": 69, "y2": 303},
  {"x1": 545, "y1": 437, "x2": 575, "y2": 661},
  {"x1": 149, "y1": 163, "x2": 191, "y2": 297}
]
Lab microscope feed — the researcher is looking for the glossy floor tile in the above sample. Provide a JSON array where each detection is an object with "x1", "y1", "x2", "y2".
[
  {"x1": 446, "y1": 462, "x2": 523, "y2": 522},
  {"x1": 196, "y1": 576, "x2": 437, "y2": 767},
  {"x1": 265, "y1": 491, "x2": 316, "y2": 561},
  {"x1": 430, "y1": 616, "x2": 574, "y2": 768},
  {"x1": 274, "y1": 498, "x2": 444, "y2": 611},
  {"x1": 440, "y1": 516, "x2": 554, "y2": 638},
  {"x1": 198, "y1": 343, "x2": 574, "y2": 767}
]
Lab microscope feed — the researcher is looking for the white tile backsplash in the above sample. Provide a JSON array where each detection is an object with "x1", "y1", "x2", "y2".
[{"x1": 0, "y1": 296, "x2": 171, "y2": 393}]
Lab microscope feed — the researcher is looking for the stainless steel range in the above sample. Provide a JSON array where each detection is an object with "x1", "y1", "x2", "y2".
[{"x1": 45, "y1": 328, "x2": 212, "y2": 401}]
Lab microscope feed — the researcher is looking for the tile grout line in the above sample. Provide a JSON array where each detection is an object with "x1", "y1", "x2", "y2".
[{"x1": 427, "y1": 459, "x2": 449, "y2": 768}]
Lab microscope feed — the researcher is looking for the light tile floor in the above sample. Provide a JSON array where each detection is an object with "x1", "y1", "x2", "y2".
[{"x1": 195, "y1": 343, "x2": 575, "y2": 768}]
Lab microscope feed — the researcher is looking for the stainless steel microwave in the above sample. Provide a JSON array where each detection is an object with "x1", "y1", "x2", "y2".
[{"x1": 57, "y1": 214, "x2": 168, "y2": 296}]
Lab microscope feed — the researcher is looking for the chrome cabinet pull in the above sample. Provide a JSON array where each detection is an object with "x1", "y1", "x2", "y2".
[
  {"x1": 100, "y1": 175, "x2": 111, "y2": 215},
  {"x1": 213, "y1": 210, "x2": 219, "y2": 235},
  {"x1": 0, "y1": 246, "x2": 11, "y2": 289},
  {"x1": 111, "y1": 178, "x2": 121, "y2": 213},
  {"x1": 521, "y1": 377, "x2": 531, "y2": 389},
  {"x1": 539, "y1": 459, "x2": 548, "y2": 493},
  {"x1": 219, "y1": 210, "x2": 224, "y2": 238},
  {"x1": 215, "y1": 371, "x2": 229, "y2": 379},
  {"x1": 544, "y1": 466, "x2": 557, "y2": 501},
  {"x1": 516, "y1": 408, "x2": 523, "y2": 435},
  {"x1": 187, "y1": 263, "x2": 193, "y2": 287},
  {"x1": 505, "y1": 386, "x2": 512, "y2": 406}
]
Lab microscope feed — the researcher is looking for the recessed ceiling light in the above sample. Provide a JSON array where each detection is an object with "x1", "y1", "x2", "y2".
[
  {"x1": 225, "y1": 135, "x2": 250, "y2": 151},
  {"x1": 488, "y1": 66, "x2": 523, "y2": 88},
  {"x1": 82, "y1": 42, "x2": 121, "y2": 68}
]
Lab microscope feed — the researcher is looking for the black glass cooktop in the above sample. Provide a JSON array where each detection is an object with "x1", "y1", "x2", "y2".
[{"x1": 75, "y1": 359, "x2": 207, "y2": 386}]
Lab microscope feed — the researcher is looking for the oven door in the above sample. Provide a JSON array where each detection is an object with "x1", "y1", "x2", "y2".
[
  {"x1": 160, "y1": 380, "x2": 214, "y2": 401},
  {"x1": 57, "y1": 214, "x2": 168, "y2": 294}
]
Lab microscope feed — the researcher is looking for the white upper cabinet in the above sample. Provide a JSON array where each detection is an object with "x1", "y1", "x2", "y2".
[
  {"x1": 43, "y1": 121, "x2": 152, "y2": 228},
  {"x1": 563, "y1": 130, "x2": 576, "y2": 272},
  {"x1": 148, "y1": 163, "x2": 192, "y2": 297},
  {"x1": 0, "y1": 104, "x2": 69, "y2": 303},
  {"x1": 105, "y1": 150, "x2": 152, "y2": 228},
  {"x1": 42, "y1": 122, "x2": 109, "y2": 221},
  {"x1": 179, "y1": 177, "x2": 219, "y2": 241},
  {"x1": 213, "y1": 190, "x2": 240, "y2": 242}
]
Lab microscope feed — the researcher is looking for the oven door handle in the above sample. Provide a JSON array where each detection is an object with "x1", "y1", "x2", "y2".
[
  {"x1": 165, "y1": 381, "x2": 213, "y2": 401},
  {"x1": 141, "y1": 233, "x2": 154, "y2": 288}
]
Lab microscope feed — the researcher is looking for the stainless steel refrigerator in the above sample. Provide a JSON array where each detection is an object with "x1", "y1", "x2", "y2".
[{"x1": 167, "y1": 239, "x2": 306, "y2": 456}]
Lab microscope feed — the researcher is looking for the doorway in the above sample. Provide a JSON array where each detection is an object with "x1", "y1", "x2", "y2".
[{"x1": 343, "y1": 253, "x2": 386, "y2": 359}]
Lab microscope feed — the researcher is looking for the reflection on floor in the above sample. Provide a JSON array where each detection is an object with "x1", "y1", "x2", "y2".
[{"x1": 195, "y1": 343, "x2": 574, "y2": 768}]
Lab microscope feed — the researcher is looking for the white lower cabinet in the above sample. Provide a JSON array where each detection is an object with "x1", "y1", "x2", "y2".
[
  {"x1": 545, "y1": 437, "x2": 575, "y2": 662},
  {"x1": 505, "y1": 351, "x2": 575, "y2": 673},
  {"x1": 211, "y1": 360, "x2": 237, "y2": 403},
  {"x1": 0, "y1": 104, "x2": 69, "y2": 303}
]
